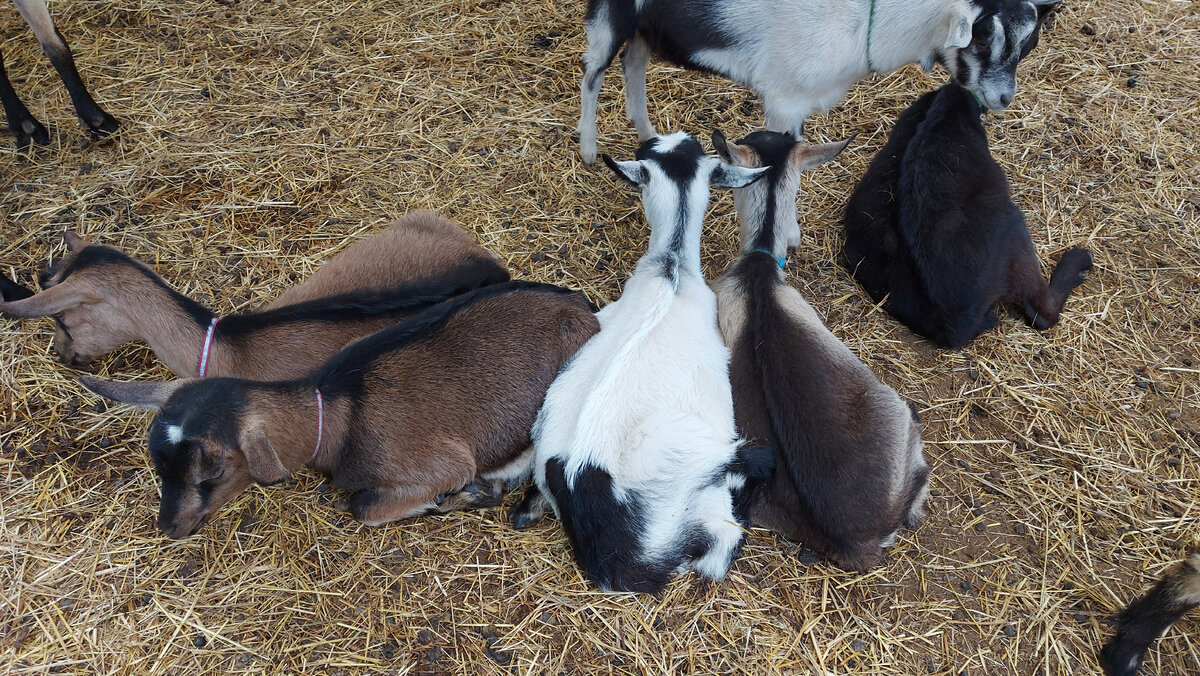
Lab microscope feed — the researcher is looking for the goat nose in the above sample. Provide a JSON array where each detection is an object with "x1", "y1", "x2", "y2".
[{"x1": 999, "y1": 93, "x2": 1013, "y2": 108}]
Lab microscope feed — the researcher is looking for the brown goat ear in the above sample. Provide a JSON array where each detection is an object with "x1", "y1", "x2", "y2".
[
  {"x1": 239, "y1": 424, "x2": 291, "y2": 486},
  {"x1": 0, "y1": 282, "x2": 95, "y2": 318},
  {"x1": 710, "y1": 130, "x2": 757, "y2": 168},
  {"x1": 63, "y1": 230, "x2": 88, "y2": 251},
  {"x1": 79, "y1": 376, "x2": 183, "y2": 409},
  {"x1": 788, "y1": 135, "x2": 855, "y2": 173}
]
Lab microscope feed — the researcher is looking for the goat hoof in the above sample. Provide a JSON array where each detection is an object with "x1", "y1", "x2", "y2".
[
  {"x1": 509, "y1": 507, "x2": 545, "y2": 531},
  {"x1": 85, "y1": 112, "x2": 120, "y2": 138},
  {"x1": 12, "y1": 118, "x2": 50, "y2": 147}
]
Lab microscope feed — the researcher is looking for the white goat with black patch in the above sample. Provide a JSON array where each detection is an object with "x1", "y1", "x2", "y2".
[
  {"x1": 511, "y1": 131, "x2": 773, "y2": 593},
  {"x1": 576, "y1": 0, "x2": 1060, "y2": 163}
]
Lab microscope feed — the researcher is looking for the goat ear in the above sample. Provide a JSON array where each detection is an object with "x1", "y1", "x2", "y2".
[
  {"x1": 711, "y1": 163, "x2": 768, "y2": 189},
  {"x1": 788, "y1": 135, "x2": 855, "y2": 173},
  {"x1": 0, "y1": 283, "x2": 95, "y2": 318},
  {"x1": 710, "y1": 129, "x2": 758, "y2": 168},
  {"x1": 239, "y1": 423, "x2": 291, "y2": 486},
  {"x1": 1030, "y1": 0, "x2": 1060, "y2": 24},
  {"x1": 0, "y1": 276, "x2": 35, "y2": 302},
  {"x1": 601, "y1": 155, "x2": 648, "y2": 187},
  {"x1": 945, "y1": 1, "x2": 978, "y2": 49},
  {"x1": 79, "y1": 376, "x2": 183, "y2": 409},
  {"x1": 63, "y1": 230, "x2": 88, "y2": 251}
]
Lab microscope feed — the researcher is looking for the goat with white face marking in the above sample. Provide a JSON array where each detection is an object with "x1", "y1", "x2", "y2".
[
  {"x1": 1, "y1": 0, "x2": 118, "y2": 146},
  {"x1": 1102, "y1": 554, "x2": 1200, "y2": 676},
  {"x1": 711, "y1": 129, "x2": 929, "y2": 570},
  {"x1": 576, "y1": 0, "x2": 1059, "y2": 163},
  {"x1": 0, "y1": 212, "x2": 510, "y2": 379},
  {"x1": 81, "y1": 281, "x2": 599, "y2": 539},
  {"x1": 842, "y1": 83, "x2": 1092, "y2": 348},
  {"x1": 510, "y1": 132, "x2": 773, "y2": 593}
]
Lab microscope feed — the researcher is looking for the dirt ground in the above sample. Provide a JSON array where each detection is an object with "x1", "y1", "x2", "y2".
[{"x1": 1, "y1": 0, "x2": 1198, "y2": 673}]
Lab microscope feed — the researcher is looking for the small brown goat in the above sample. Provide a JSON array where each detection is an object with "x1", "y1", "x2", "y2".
[
  {"x1": 711, "y1": 129, "x2": 929, "y2": 571},
  {"x1": 81, "y1": 281, "x2": 600, "y2": 539},
  {"x1": 0, "y1": 212, "x2": 509, "y2": 380}
]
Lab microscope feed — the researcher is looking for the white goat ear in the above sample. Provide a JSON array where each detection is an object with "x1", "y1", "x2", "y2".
[
  {"x1": 711, "y1": 163, "x2": 768, "y2": 189},
  {"x1": 239, "y1": 423, "x2": 291, "y2": 486},
  {"x1": 945, "y1": 1, "x2": 978, "y2": 49},
  {"x1": 601, "y1": 155, "x2": 649, "y2": 187},
  {"x1": 788, "y1": 135, "x2": 855, "y2": 173},
  {"x1": 79, "y1": 376, "x2": 182, "y2": 409}
]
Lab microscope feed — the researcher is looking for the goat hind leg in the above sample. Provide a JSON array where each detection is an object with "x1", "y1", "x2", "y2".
[
  {"x1": 1018, "y1": 247, "x2": 1092, "y2": 331},
  {"x1": 427, "y1": 477, "x2": 506, "y2": 514},
  {"x1": 14, "y1": 0, "x2": 119, "y2": 138},
  {"x1": 577, "y1": 8, "x2": 627, "y2": 164},
  {"x1": 0, "y1": 50, "x2": 49, "y2": 146},
  {"x1": 621, "y1": 36, "x2": 655, "y2": 142}
]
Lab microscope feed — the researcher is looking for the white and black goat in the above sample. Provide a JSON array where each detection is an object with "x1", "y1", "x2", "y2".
[
  {"x1": 509, "y1": 132, "x2": 774, "y2": 593},
  {"x1": 576, "y1": 0, "x2": 1059, "y2": 163},
  {"x1": 81, "y1": 281, "x2": 599, "y2": 539},
  {"x1": 1, "y1": 0, "x2": 117, "y2": 145},
  {"x1": 842, "y1": 83, "x2": 1092, "y2": 348},
  {"x1": 1102, "y1": 554, "x2": 1200, "y2": 676},
  {"x1": 0, "y1": 212, "x2": 510, "y2": 380},
  {"x1": 711, "y1": 129, "x2": 929, "y2": 570}
]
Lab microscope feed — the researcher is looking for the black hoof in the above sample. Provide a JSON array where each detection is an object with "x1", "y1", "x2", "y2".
[
  {"x1": 12, "y1": 116, "x2": 49, "y2": 147},
  {"x1": 85, "y1": 111, "x2": 120, "y2": 138},
  {"x1": 507, "y1": 486, "x2": 548, "y2": 530}
]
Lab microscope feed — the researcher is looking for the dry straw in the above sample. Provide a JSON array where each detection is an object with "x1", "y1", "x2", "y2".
[{"x1": 2, "y1": 0, "x2": 1198, "y2": 673}]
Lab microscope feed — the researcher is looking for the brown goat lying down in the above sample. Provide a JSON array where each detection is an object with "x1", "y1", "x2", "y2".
[
  {"x1": 712, "y1": 129, "x2": 929, "y2": 571},
  {"x1": 82, "y1": 281, "x2": 600, "y2": 539},
  {"x1": 0, "y1": 212, "x2": 509, "y2": 380}
]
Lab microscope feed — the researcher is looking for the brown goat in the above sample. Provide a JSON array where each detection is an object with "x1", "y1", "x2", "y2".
[
  {"x1": 711, "y1": 129, "x2": 929, "y2": 571},
  {"x1": 0, "y1": 212, "x2": 509, "y2": 380},
  {"x1": 81, "y1": 281, "x2": 600, "y2": 539}
]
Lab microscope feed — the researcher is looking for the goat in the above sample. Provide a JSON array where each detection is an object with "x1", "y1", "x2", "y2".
[
  {"x1": 842, "y1": 83, "x2": 1092, "y2": 348},
  {"x1": 508, "y1": 132, "x2": 774, "y2": 593},
  {"x1": 1, "y1": 0, "x2": 118, "y2": 146},
  {"x1": 1, "y1": 275, "x2": 34, "y2": 301},
  {"x1": 710, "y1": 128, "x2": 929, "y2": 570},
  {"x1": 1102, "y1": 554, "x2": 1200, "y2": 676},
  {"x1": 80, "y1": 281, "x2": 600, "y2": 539},
  {"x1": 576, "y1": 0, "x2": 1059, "y2": 164},
  {"x1": 0, "y1": 212, "x2": 510, "y2": 380}
]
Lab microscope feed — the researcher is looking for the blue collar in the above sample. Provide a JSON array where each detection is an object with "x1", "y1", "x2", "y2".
[{"x1": 750, "y1": 248, "x2": 786, "y2": 270}]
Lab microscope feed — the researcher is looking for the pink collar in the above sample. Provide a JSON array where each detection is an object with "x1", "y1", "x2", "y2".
[
  {"x1": 197, "y1": 317, "x2": 219, "y2": 378},
  {"x1": 310, "y1": 388, "x2": 324, "y2": 464}
]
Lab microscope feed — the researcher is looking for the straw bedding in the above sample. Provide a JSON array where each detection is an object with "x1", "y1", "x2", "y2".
[{"x1": 1, "y1": 0, "x2": 1197, "y2": 673}]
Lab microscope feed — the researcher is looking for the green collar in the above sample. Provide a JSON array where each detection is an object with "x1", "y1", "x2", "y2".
[{"x1": 866, "y1": 0, "x2": 878, "y2": 74}]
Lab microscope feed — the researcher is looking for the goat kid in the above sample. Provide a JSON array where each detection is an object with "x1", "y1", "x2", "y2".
[
  {"x1": 81, "y1": 281, "x2": 599, "y2": 539},
  {"x1": 0, "y1": 212, "x2": 510, "y2": 379},
  {"x1": 711, "y1": 129, "x2": 929, "y2": 570},
  {"x1": 1101, "y1": 554, "x2": 1200, "y2": 676},
  {"x1": 510, "y1": 132, "x2": 773, "y2": 593},
  {"x1": 842, "y1": 83, "x2": 1092, "y2": 348},
  {"x1": 576, "y1": 0, "x2": 1059, "y2": 164},
  {"x1": 1, "y1": 0, "x2": 117, "y2": 146}
]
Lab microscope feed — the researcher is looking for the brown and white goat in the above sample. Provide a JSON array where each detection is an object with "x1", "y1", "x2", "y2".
[
  {"x1": 1102, "y1": 554, "x2": 1200, "y2": 676},
  {"x1": 81, "y1": 281, "x2": 600, "y2": 539},
  {"x1": 711, "y1": 129, "x2": 929, "y2": 570},
  {"x1": 0, "y1": 212, "x2": 510, "y2": 380}
]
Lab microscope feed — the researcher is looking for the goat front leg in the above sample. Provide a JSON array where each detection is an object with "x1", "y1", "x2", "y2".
[
  {"x1": 0, "y1": 50, "x2": 49, "y2": 146},
  {"x1": 507, "y1": 485, "x2": 550, "y2": 530},
  {"x1": 577, "y1": 11, "x2": 627, "y2": 164},
  {"x1": 621, "y1": 36, "x2": 656, "y2": 142},
  {"x1": 14, "y1": 0, "x2": 119, "y2": 139}
]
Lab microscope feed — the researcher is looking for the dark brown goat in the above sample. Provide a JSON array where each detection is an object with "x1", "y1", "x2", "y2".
[
  {"x1": 0, "y1": 212, "x2": 509, "y2": 380},
  {"x1": 1102, "y1": 554, "x2": 1200, "y2": 676},
  {"x1": 712, "y1": 129, "x2": 929, "y2": 571},
  {"x1": 81, "y1": 281, "x2": 599, "y2": 538}
]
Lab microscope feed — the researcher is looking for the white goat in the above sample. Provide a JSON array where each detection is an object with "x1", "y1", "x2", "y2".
[
  {"x1": 576, "y1": 0, "x2": 1060, "y2": 163},
  {"x1": 511, "y1": 131, "x2": 773, "y2": 593}
]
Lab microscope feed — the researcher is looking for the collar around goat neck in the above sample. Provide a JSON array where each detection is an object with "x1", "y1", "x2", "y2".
[
  {"x1": 310, "y1": 388, "x2": 325, "y2": 464},
  {"x1": 197, "y1": 317, "x2": 219, "y2": 378},
  {"x1": 865, "y1": 0, "x2": 878, "y2": 73},
  {"x1": 750, "y1": 248, "x2": 787, "y2": 270}
]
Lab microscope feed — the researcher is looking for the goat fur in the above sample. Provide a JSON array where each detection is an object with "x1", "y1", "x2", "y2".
[{"x1": 1101, "y1": 554, "x2": 1200, "y2": 676}]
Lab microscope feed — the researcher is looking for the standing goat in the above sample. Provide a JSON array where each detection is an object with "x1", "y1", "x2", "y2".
[
  {"x1": 0, "y1": 212, "x2": 510, "y2": 379},
  {"x1": 510, "y1": 132, "x2": 774, "y2": 593},
  {"x1": 81, "y1": 281, "x2": 599, "y2": 539},
  {"x1": 842, "y1": 83, "x2": 1092, "y2": 348},
  {"x1": 1102, "y1": 554, "x2": 1200, "y2": 676},
  {"x1": 576, "y1": 0, "x2": 1059, "y2": 163},
  {"x1": 711, "y1": 129, "x2": 929, "y2": 570},
  {"x1": 1, "y1": 0, "x2": 117, "y2": 145}
]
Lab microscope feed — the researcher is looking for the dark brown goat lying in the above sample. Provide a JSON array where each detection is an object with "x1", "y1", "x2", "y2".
[
  {"x1": 712, "y1": 129, "x2": 929, "y2": 571},
  {"x1": 1102, "y1": 554, "x2": 1200, "y2": 676},
  {"x1": 82, "y1": 281, "x2": 600, "y2": 538},
  {"x1": 0, "y1": 212, "x2": 509, "y2": 380}
]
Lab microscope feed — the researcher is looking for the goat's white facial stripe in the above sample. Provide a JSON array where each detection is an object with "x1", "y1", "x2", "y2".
[
  {"x1": 165, "y1": 424, "x2": 184, "y2": 445},
  {"x1": 990, "y1": 16, "x2": 1005, "y2": 58}
]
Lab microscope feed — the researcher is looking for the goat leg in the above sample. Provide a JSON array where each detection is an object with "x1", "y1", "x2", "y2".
[{"x1": 0, "y1": 50, "x2": 49, "y2": 146}]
